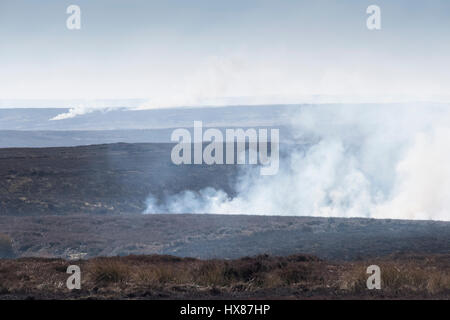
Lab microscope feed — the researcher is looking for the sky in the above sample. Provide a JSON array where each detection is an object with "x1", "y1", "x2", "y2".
[{"x1": 1, "y1": 0, "x2": 450, "y2": 107}]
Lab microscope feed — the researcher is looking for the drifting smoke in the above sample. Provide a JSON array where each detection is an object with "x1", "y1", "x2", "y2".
[
  {"x1": 49, "y1": 102, "x2": 137, "y2": 121},
  {"x1": 49, "y1": 104, "x2": 97, "y2": 120},
  {"x1": 145, "y1": 103, "x2": 450, "y2": 221}
]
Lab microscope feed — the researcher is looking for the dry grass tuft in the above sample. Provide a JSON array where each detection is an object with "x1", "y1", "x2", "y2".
[{"x1": 89, "y1": 259, "x2": 131, "y2": 284}]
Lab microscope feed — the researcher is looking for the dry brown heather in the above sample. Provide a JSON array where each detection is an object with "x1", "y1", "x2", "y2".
[{"x1": 0, "y1": 253, "x2": 448, "y2": 300}]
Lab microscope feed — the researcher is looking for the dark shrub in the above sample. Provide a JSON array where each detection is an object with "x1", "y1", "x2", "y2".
[{"x1": 0, "y1": 234, "x2": 15, "y2": 258}]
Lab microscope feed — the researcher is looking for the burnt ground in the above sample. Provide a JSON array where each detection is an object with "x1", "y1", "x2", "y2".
[
  {"x1": 0, "y1": 143, "x2": 238, "y2": 216},
  {"x1": 0, "y1": 214, "x2": 449, "y2": 261},
  {"x1": 0, "y1": 143, "x2": 448, "y2": 261}
]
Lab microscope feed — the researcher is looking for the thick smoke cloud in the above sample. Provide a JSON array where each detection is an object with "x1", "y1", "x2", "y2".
[{"x1": 145, "y1": 103, "x2": 450, "y2": 221}]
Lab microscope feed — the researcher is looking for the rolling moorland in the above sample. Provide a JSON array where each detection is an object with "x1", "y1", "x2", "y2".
[
  {"x1": 0, "y1": 142, "x2": 448, "y2": 260},
  {"x1": 0, "y1": 142, "x2": 448, "y2": 299}
]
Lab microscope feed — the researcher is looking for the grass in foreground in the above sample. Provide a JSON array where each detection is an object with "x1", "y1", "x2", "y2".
[{"x1": 0, "y1": 253, "x2": 448, "y2": 299}]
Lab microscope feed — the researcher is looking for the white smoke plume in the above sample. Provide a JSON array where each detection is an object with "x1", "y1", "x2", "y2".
[
  {"x1": 144, "y1": 103, "x2": 450, "y2": 221},
  {"x1": 49, "y1": 101, "x2": 140, "y2": 120},
  {"x1": 49, "y1": 104, "x2": 97, "y2": 120}
]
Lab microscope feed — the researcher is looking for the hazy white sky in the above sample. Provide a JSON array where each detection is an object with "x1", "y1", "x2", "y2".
[{"x1": 1, "y1": 0, "x2": 450, "y2": 107}]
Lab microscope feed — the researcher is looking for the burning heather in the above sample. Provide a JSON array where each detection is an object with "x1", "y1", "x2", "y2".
[{"x1": 145, "y1": 103, "x2": 450, "y2": 221}]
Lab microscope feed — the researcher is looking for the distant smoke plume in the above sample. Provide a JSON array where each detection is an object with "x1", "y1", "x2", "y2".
[
  {"x1": 145, "y1": 103, "x2": 450, "y2": 221},
  {"x1": 49, "y1": 104, "x2": 96, "y2": 120},
  {"x1": 49, "y1": 102, "x2": 131, "y2": 121}
]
